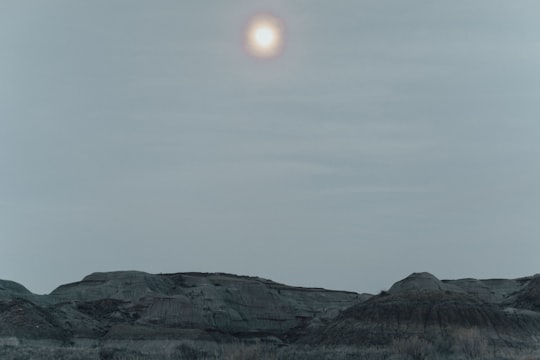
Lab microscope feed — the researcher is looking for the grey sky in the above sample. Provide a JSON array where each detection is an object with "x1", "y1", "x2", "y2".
[{"x1": 1, "y1": 1, "x2": 539, "y2": 295}]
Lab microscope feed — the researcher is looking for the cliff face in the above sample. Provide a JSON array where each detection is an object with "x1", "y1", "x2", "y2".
[{"x1": 1, "y1": 271, "x2": 539, "y2": 349}]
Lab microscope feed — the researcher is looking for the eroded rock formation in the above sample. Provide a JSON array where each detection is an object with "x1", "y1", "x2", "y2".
[{"x1": 1, "y1": 271, "x2": 539, "y2": 350}]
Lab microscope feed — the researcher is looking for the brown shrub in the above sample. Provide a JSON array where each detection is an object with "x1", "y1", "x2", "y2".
[
  {"x1": 453, "y1": 327, "x2": 488, "y2": 359},
  {"x1": 392, "y1": 336, "x2": 434, "y2": 360}
]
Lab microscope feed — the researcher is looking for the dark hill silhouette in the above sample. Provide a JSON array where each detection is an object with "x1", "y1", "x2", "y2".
[{"x1": 1, "y1": 271, "x2": 539, "y2": 358}]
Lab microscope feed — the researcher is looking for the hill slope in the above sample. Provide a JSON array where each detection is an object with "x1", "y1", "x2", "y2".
[{"x1": 1, "y1": 271, "x2": 539, "y2": 358}]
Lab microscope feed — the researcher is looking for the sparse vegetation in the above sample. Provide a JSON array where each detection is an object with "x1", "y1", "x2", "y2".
[
  {"x1": 2, "y1": 339, "x2": 540, "y2": 360},
  {"x1": 392, "y1": 336, "x2": 434, "y2": 360},
  {"x1": 453, "y1": 327, "x2": 489, "y2": 359}
]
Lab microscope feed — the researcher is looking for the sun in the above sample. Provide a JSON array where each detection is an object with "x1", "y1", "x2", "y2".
[{"x1": 245, "y1": 15, "x2": 284, "y2": 58}]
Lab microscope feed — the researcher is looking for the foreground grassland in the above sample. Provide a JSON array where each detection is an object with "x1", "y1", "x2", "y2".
[{"x1": 1, "y1": 337, "x2": 539, "y2": 360}]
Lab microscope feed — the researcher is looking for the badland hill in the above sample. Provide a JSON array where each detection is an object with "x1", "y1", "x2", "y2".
[{"x1": 1, "y1": 271, "x2": 539, "y2": 359}]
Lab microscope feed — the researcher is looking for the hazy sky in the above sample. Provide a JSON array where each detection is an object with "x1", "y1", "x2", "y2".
[{"x1": 2, "y1": 1, "x2": 540, "y2": 295}]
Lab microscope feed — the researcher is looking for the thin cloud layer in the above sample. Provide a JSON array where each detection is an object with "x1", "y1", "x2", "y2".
[{"x1": 1, "y1": 1, "x2": 539, "y2": 294}]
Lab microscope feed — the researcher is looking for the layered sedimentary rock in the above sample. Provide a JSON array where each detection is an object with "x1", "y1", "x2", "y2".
[
  {"x1": 1, "y1": 271, "x2": 366, "y2": 343},
  {"x1": 306, "y1": 272, "x2": 540, "y2": 347},
  {"x1": 1, "y1": 271, "x2": 539, "y2": 349}
]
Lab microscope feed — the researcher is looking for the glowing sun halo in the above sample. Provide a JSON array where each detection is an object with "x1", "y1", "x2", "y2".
[{"x1": 245, "y1": 15, "x2": 284, "y2": 58}]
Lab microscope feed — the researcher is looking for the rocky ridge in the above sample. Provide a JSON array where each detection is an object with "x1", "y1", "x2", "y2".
[
  {"x1": 1, "y1": 271, "x2": 539, "y2": 351},
  {"x1": 0, "y1": 271, "x2": 366, "y2": 344}
]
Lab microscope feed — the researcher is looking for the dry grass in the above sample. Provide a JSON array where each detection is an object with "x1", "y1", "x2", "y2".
[
  {"x1": 391, "y1": 336, "x2": 434, "y2": 360},
  {"x1": 453, "y1": 327, "x2": 489, "y2": 359},
  {"x1": 0, "y1": 342, "x2": 386, "y2": 360},
  {"x1": 0, "y1": 335, "x2": 538, "y2": 360}
]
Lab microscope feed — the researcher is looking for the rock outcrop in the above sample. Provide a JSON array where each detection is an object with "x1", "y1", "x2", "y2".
[
  {"x1": 306, "y1": 272, "x2": 540, "y2": 347},
  {"x1": 1, "y1": 271, "x2": 366, "y2": 343},
  {"x1": 504, "y1": 275, "x2": 540, "y2": 312},
  {"x1": 388, "y1": 272, "x2": 463, "y2": 294},
  {"x1": 1, "y1": 271, "x2": 540, "y2": 351},
  {"x1": 0, "y1": 280, "x2": 32, "y2": 298}
]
